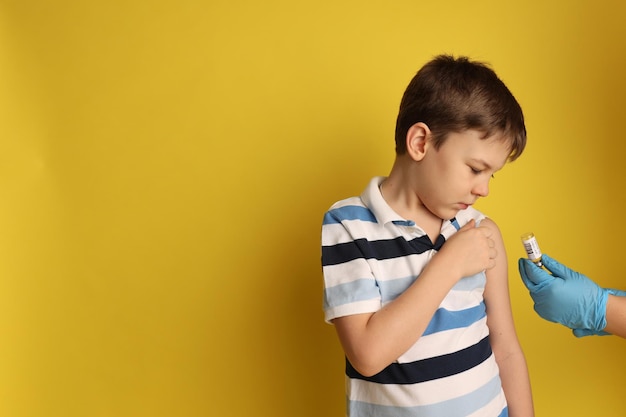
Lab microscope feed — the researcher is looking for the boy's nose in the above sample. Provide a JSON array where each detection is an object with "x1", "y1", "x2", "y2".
[{"x1": 472, "y1": 179, "x2": 490, "y2": 197}]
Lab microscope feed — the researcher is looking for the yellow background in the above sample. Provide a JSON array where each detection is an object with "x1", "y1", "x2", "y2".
[{"x1": 1, "y1": 1, "x2": 624, "y2": 416}]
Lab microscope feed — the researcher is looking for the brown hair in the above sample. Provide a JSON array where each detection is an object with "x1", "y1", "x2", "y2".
[{"x1": 395, "y1": 55, "x2": 526, "y2": 161}]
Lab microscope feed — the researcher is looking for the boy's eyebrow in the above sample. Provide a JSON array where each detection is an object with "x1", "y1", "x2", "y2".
[
  {"x1": 470, "y1": 158, "x2": 503, "y2": 171},
  {"x1": 470, "y1": 158, "x2": 492, "y2": 169}
]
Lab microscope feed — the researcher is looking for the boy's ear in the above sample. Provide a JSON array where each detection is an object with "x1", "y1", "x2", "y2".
[{"x1": 406, "y1": 122, "x2": 431, "y2": 161}]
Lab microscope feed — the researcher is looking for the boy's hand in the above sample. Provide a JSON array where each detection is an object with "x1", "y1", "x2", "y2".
[{"x1": 438, "y1": 219, "x2": 497, "y2": 278}]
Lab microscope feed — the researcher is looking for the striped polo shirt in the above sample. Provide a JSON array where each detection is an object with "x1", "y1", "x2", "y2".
[{"x1": 321, "y1": 177, "x2": 508, "y2": 417}]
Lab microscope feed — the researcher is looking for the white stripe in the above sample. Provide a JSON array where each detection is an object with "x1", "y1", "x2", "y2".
[
  {"x1": 372, "y1": 252, "x2": 433, "y2": 281},
  {"x1": 440, "y1": 285, "x2": 485, "y2": 311},
  {"x1": 323, "y1": 259, "x2": 375, "y2": 287},
  {"x1": 321, "y1": 222, "x2": 359, "y2": 245},
  {"x1": 323, "y1": 251, "x2": 434, "y2": 287},
  {"x1": 348, "y1": 355, "x2": 501, "y2": 407},
  {"x1": 397, "y1": 317, "x2": 489, "y2": 362},
  {"x1": 322, "y1": 219, "x2": 427, "y2": 244},
  {"x1": 466, "y1": 390, "x2": 508, "y2": 417}
]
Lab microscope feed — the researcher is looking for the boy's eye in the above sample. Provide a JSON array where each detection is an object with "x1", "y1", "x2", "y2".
[{"x1": 470, "y1": 167, "x2": 495, "y2": 179}]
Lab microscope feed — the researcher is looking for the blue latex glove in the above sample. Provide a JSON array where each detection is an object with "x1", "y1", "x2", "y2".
[
  {"x1": 518, "y1": 254, "x2": 609, "y2": 337},
  {"x1": 573, "y1": 288, "x2": 626, "y2": 337},
  {"x1": 607, "y1": 289, "x2": 626, "y2": 297}
]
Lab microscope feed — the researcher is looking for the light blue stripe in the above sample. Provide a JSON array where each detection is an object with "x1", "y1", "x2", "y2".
[
  {"x1": 324, "y1": 278, "x2": 485, "y2": 334},
  {"x1": 378, "y1": 276, "x2": 415, "y2": 302},
  {"x1": 453, "y1": 272, "x2": 486, "y2": 291},
  {"x1": 349, "y1": 373, "x2": 504, "y2": 417},
  {"x1": 379, "y1": 272, "x2": 484, "y2": 302},
  {"x1": 378, "y1": 273, "x2": 485, "y2": 303},
  {"x1": 323, "y1": 205, "x2": 377, "y2": 225},
  {"x1": 325, "y1": 275, "x2": 417, "y2": 310},
  {"x1": 323, "y1": 279, "x2": 381, "y2": 309},
  {"x1": 423, "y1": 303, "x2": 486, "y2": 335},
  {"x1": 377, "y1": 274, "x2": 485, "y2": 303}
]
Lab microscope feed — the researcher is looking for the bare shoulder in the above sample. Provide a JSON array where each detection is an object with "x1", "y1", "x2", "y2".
[
  {"x1": 478, "y1": 216, "x2": 499, "y2": 231},
  {"x1": 479, "y1": 217, "x2": 504, "y2": 243},
  {"x1": 480, "y1": 217, "x2": 508, "y2": 279}
]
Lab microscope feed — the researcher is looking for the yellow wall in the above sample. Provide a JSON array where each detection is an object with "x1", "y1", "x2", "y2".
[{"x1": 0, "y1": 1, "x2": 624, "y2": 416}]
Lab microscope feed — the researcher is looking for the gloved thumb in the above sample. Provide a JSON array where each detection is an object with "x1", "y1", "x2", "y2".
[
  {"x1": 518, "y1": 258, "x2": 551, "y2": 289},
  {"x1": 540, "y1": 254, "x2": 570, "y2": 279}
]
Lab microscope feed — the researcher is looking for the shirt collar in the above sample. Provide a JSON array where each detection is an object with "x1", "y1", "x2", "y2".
[
  {"x1": 360, "y1": 176, "x2": 466, "y2": 233},
  {"x1": 361, "y1": 177, "x2": 415, "y2": 226}
]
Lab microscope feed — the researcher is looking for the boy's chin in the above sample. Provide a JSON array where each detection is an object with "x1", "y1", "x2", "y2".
[
  {"x1": 437, "y1": 208, "x2": 461, "y2": 221},
  {"x1": 424, "y1": 205, "x2": 461, "y2": 222}
]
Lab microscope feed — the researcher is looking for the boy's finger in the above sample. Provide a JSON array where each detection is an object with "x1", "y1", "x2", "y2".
[{"x1": 459, "y1": 218, "x2": 475, "y2": 230}]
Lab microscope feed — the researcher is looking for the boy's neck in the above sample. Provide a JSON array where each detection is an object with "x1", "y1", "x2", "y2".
[{"x1": 381, "y1": 163, "x2": 443, "y2": 243}]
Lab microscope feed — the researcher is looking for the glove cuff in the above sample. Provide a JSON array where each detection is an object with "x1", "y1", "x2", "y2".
[
  {"x1": 607, "y1": 288, "x2": 626, "y2": 298},
  {"x1": 592, "y1": 288, "x2": 609, "y2": 331}
]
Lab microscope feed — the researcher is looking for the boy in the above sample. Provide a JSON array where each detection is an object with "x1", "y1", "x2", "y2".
[{"x1": 321, "y1": 55, "x2": 534, "y2": 417}]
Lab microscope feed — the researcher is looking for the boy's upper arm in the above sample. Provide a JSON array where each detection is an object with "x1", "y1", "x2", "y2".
[
  {"x1": 480, "y1": 218, "x2": 518, "y2": 348},
  {"x1": 331, "y1": 312, "x2": 374, "y2": 359}
]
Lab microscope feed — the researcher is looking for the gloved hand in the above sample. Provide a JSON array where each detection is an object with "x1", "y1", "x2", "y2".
[
  {"x1": 518, "y1": 254, "x2": 609, "y2": 337},
  {"x1": 573, "y1": 288, "x2": 626, "y2": 337}
]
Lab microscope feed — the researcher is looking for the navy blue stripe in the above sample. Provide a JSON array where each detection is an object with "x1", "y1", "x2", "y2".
[
  {"x1": 322, "y1": 235, "x2": 446, "y2": 266},
  {"x1": 346, "y1": 336, "x2": 492, "y2": 384}
]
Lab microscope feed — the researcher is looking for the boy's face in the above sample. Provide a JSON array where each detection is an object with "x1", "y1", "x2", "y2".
[{"x1": 415, "y1": 129, "x2": 511, "y2": 220}]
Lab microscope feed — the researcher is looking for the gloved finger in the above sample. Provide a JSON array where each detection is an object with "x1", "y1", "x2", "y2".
[
  {"x1": 540, "y1": 254, "x2": 571, "y2": 279},
  {"x1": 573, "y1": 328, "x2": 593, "y2": 337},
  {"x1": 518, "y1": 258, "x2": 553, "y2": 288},
  {"x1": 573, "y1": 328, "x2": 611, "y2": 338},
  {"x1": 518, "y1": 258, "x2": 537, "y2": 290}
]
